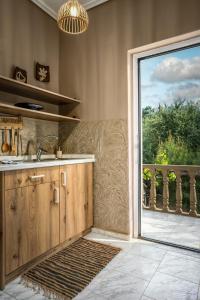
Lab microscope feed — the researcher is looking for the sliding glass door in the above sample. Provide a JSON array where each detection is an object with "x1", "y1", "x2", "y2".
[{"x1": 139, "y1": 44, "x2": 200, "y2": 250}]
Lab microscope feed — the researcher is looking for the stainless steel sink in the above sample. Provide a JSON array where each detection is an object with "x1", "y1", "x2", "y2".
[
  {"x1": 20, "y1": 159, "x2": 56, "y2": 163},
  {"x1": 23, "y1": 158, "x2": 84, "y2": 163},
  {"x1": 57, "y1": 158, "x2": 83, "y2": 160},
  {"x1": 1, "y1": 158, "x2": 85, "y2": 165}
]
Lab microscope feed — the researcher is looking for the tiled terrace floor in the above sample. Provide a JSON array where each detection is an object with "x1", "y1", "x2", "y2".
[
  {"x1": 1, "y1": 231, "x2": 200, "y2": 300},
  {"x1": 142, "y1": 209, "x2": 200, "y2": 250}
]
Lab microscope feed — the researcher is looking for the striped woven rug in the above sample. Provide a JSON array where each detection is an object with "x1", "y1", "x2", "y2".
[{"x1": 22, "y1": 238, "x2": 121, "y2": 300}]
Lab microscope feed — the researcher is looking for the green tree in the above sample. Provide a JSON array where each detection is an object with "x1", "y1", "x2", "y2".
[
  {"x1": 143, "y1": 99, "x2": 200, "y2": 164},
  {"x1": 155, "y1": 134, "x2": 190, "y2": 165}
]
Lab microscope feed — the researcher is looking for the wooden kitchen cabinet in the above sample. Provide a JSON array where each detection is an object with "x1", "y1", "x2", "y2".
[
  {"x1": 60, "y1": 163, "x2": 93, "y2": 243},
  {"x1": 0, "y1": 162, "x2": 93, "y2": 289}
]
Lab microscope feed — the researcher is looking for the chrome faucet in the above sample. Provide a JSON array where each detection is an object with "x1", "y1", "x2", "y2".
[{"x1": 36, "y1": 144, "x2": 48, "y2": 161}]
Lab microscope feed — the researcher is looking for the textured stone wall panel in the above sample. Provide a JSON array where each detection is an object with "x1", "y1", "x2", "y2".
[{"x1": 61, "y1": 119, "x2": 129, "y2": 234}]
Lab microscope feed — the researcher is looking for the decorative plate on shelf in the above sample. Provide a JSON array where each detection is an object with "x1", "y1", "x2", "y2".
[{"x1": 14, "y1": 103, "x2": 44, "y2": 111}]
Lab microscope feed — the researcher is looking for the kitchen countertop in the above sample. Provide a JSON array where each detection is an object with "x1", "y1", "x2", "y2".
[{"x1": 0, "y1": 154, "x2": 95, "y2": 171}]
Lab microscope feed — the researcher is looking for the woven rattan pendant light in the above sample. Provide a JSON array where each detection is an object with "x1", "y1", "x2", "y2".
[{"x1": 57, "y1": 0, "x2": 89, "y2": 34}]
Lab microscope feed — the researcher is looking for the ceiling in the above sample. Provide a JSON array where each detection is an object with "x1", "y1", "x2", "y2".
[{"x1": 31, "y1": 0, "x2": 110, "y2": 19}]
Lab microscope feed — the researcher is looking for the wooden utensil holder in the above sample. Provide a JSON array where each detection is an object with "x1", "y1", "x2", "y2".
[
  {"x1": 0, "y1": 116, "x2": 23, "y2": 130},
  {"x1": 0, "y1": 117, "x2": 23, "y2": 156}
]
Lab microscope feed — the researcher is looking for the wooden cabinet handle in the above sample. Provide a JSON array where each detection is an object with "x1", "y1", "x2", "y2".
[
  {"x1": 29, "y1": 175, "x2": 45, "y2": 182},
  {"x1": 61, "y1": 171, "x2": 67, "y2": 186},
  {"x1": 54, "y1": 187, "x2": 59, "y2": 204}
]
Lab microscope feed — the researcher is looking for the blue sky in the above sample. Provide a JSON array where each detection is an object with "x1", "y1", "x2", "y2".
[{"x1": 140, "y1": 45, "x2": 200, "y2": 108}]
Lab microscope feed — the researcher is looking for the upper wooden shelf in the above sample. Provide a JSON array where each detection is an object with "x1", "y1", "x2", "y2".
[{"x1": 0, "y1": 75, "x2": 80, "y2": 106}]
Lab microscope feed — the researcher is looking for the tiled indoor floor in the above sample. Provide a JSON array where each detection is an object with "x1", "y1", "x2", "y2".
[
  {"x1": 142, "y1": 209, "x2": 200, "y2": 250},
  {"x1": 1, "y1": 231, "x2": 200, "y2": 300}
]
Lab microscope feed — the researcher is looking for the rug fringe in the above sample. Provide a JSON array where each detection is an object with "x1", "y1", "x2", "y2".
[{"x1": 20, "y1": 277, "x2": 71, "y2": 300}]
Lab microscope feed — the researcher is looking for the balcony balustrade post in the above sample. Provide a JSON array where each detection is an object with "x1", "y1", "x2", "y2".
[
  {"x1": 163, "y1": 169, "x2": 169, "y2": 212},
  {"x1": 189, "y1": 171, "x2": 197, "y2": 217},
  {"x1": 175, "y1": 170, "x2": 183, "y2": 214},
  {"x1": 150, "y1": 167, "x2": 157, "y2": 210}
]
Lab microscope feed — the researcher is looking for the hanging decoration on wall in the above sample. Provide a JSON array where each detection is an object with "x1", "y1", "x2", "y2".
[
  {"x1": 57, "y1": 0, "x2": 89, "y2": 34},
  {"x1": 35, "y1": 63, "x2": 50, "y2": 82},
  {"x1": 13, "y1": 67, "x2": 27, "y2": 83}
]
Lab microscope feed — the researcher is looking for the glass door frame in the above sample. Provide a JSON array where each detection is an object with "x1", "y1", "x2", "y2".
[{"x1": 127, "y1": 30, "x2": 200, "y2": 240}]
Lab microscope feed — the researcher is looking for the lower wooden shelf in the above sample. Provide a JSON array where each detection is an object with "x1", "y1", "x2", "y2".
[{"x1": 0, "y1": 103, "x2": 80, "y2": 123}]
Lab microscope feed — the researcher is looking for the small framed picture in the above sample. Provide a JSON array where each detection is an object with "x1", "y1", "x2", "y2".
[
  {"x1": 35, "y1": 63, "x2": 50, "y2": 82},
  {"x1": 13, "y1": 67, "x2": 27, "y2": 83}
]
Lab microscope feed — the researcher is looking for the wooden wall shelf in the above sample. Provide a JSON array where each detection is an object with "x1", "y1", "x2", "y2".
[
  {"x1": 0, "y1": 75, "x2": 80, "y2": 106},
  {"x1": 0, "y1": 75, "x2": 81, "y2": 123},
  {"x1": 0, "y1": 103, "x2": 80, "y2": 123}
]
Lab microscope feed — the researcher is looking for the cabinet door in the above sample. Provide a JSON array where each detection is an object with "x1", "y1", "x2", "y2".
[
  {"x1": 60, "y1": 164, "x2": 77, "y2": 242},
  {"x1": 5, "y1": 187, "x2": 29, "y2": 274},
  {"x1": 85, "y1": 163, "x2": 93, "y2": 229},
  {"x1": 28, "y1": 182, "x2": 60, "y2": 258},
  {"x1": 60, "y1": 163, "x2": 93, "y2": 243},
  {"x1": 5, "y1": 182, "x2": 60, "y2": 274},
  {"x1": 76, "y1": 164, "x2": 88, "y2": 234}
]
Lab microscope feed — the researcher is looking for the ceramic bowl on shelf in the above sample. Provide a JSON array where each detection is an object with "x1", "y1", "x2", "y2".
[{"x1": 14, "y1": 102, "x2": 43, "y2": 111}]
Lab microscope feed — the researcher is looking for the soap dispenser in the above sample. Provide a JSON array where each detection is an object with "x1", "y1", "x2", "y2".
[{"x1": 56, "y1": 146, "x2": 62, "y2": 159}]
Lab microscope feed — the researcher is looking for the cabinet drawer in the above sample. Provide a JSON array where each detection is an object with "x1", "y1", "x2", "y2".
[
  {"x1": 5, "y1": 167, "x2": 59, "y2": 190},
  {"x1": 5, "y1": 169, "x2": 34, "y2": 190}
]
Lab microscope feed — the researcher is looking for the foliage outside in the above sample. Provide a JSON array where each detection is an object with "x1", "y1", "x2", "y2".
[
  {"x1": 143, "y1": 100, "x2": 200, "y2": 165},
  {"x1": 143, "y1": 100, "x2": 200, "y2": 213}
]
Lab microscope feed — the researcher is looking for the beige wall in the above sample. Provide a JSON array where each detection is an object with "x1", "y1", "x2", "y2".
[
  {"x1": 0, "y1": 0, "x2": 59, "y2": 154},
  {"x1": 60, "y1": 0, "x2": 200, "y2": 234},
  {"x1": 60, "y1": 0, "x2": 200, "y2": 121},
  {"x1": 0, "y1": 0, "x2": 59, "y2": 92}
]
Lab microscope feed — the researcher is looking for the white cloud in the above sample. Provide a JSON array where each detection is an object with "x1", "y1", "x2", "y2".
[
  {"x1": 141, "y1": 84, "x2": 156, "y2": 89},
  {"x1": 163, "y1": 83, "x2": 200, "y2": 104},
  {"x1": 171, "y1": 83, "x2": 200, "y2": 99},
  {"x1": 151, "y1": 56, "x2": 200, "y2": 83}
]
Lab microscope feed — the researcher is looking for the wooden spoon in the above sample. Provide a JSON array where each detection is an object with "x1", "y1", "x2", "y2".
[
  {"x1": 1, "y1": 130, "x2": 4, "y2": 153},
  {"x1": 2, "y1": 128, "x2": 9, "y2": 153},
  {"x1": 11, "y1": 128, "x2": 16, "y2": 155}
]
